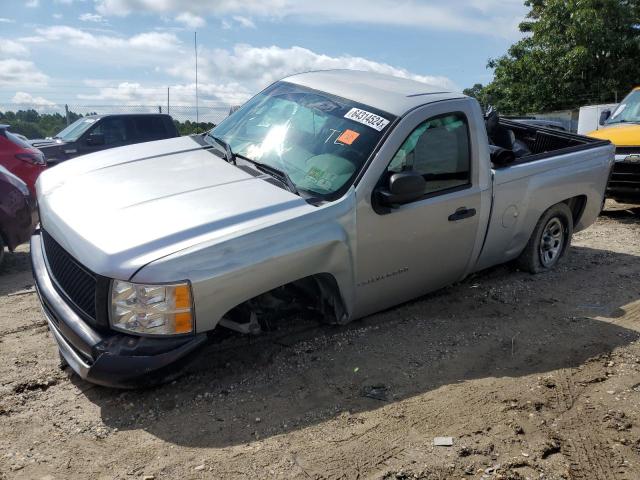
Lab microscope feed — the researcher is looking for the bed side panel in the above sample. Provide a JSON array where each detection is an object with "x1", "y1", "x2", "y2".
[{"x1": 473, "y1": 144, "x2": 613, "y2": 272}]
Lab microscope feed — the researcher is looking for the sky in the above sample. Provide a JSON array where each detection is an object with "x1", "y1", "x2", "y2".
[{"x1": 0, "y1": 0, "x2": 528, "y2": 111}]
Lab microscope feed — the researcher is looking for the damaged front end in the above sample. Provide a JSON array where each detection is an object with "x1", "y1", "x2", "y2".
[
  {"x1": 31, "y1": 232, "x2": 207, "y2": 388},
  {"x1": 219, "y1": 273, "x2": 348, "y2": 335}
]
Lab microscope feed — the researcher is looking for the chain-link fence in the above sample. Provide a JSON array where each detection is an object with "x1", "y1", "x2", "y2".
[
  {"x1": 0, "y1": 103, "x2": 232, "y2": 124},
  {"x1": 0, "y1": 103, "x2": 234, "y2": 138}
]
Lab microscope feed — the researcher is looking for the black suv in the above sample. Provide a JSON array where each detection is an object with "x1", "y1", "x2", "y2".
[{"x1": 30, "y1": 114, "x2": 179, "y2": 165}]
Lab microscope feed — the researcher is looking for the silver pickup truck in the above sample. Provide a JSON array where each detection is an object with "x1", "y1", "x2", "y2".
[{"x1": 31, "y1": 70, "x2": 614, "y2": 387}]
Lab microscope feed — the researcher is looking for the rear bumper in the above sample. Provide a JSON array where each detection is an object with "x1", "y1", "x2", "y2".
[
  {"x1": 607, "y1": 159, "x2": 640, "y2": 204},
  {"x1": 31, "y1": 233, "x2": 207, "y2": 388}
]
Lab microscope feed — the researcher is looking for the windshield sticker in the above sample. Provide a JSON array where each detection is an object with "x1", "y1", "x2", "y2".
[
  {"x1": 306, "y1": 166, "x2": 325, "y2": 182},
  {"x1": 325, "y1": 128, "x2": 340, "y2": 144},
  {"x1": 344, "y1": 108, "x2": 390, "y2": 131},
  {"x1": 306, "y1": 166, "x2": 337, "y2": 190},
  {"x1": 337, "y1": 129, "x2": 360, "y2": 145}
]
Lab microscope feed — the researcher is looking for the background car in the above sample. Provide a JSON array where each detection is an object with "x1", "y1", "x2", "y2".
[
  {"x1": 0, "y1": 165, "x2": 38, "y2": 267},
  {"x1": 0, "y1": 124, "x2": 47, "y2": 196},
  {"x1": 29, "y1": 113, "x2": 180, "y2": 165}
]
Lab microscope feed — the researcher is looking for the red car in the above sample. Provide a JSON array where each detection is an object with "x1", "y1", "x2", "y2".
[{"x1": 0, "y1": 125, "x2": 47, "y2": 195}]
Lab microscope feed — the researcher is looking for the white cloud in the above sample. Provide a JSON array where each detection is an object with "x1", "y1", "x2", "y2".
[
  {"x1": 175, "y1": 12, "x2": 206, "y2": 29},
  {"x1": 168, "y1": 44, "x2": 459, "y2": 94},
  {"x1": 21, "y1": 26, "x2": 182, "y2": 54},
  {"x1": 0, "y1": 18, "x2": 15, "y2": 23},
  {"x1": 0, "y1": 39, "x2": 29, "y2": 57},
  {"x1": 95, "y1": 0, "x2": 527, "y2": 38},
  {"x1": 0, "y1": 59, "x2": 48, "y2": 86},
  {"x1": 75, "y1": 81, "x2": 250, "y2": 108},
  {"x1": 11, "y1": 91, "x2": 55, "y2": 106},
  {"x1": 79, "y1": 13, "x2": 107, "y2": 23},
  {"x1": 72, "y1": 36, "x2": 460, "y2": 109},
  {"x1": 52, "y1": 13, "x2": 63, "y2": 19},
  {"x1": 232, "y1": 16, "x2": 255, "y2": 29},
  {"x1": 25, "y1": 0, "x2": 39, "y2": 7}
]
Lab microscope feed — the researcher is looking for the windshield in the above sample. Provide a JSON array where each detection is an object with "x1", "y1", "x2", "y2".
[
  {"x1": 607, "y1": 90, "x2": 640, "y2": 124},
  {"x1": 209, "y1": 82, "x2": 395, "y2": 199},
  {"x1": 55, "y1": 117, "x2": 97, "y2": 141}
]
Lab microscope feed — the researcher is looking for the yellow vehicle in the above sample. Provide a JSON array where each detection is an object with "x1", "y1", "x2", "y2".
[{"x1": 588, "y1": 87, "x2": 640, "y2": 204}]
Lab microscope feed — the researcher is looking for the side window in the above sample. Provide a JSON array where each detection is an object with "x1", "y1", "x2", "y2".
[
  {"x1": 91, "y1": 118, "x2": 129, "y2": 146},
  {"x1": 134, "y1": 117, "x2": 167, "y2": 141},
  {"x1": 387, "y1": 113, "x2": 470, "y2": 195}
]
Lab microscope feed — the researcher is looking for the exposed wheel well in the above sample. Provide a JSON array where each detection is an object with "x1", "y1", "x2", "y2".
[
  {"x1": 562, "y1": 195, "x2": 587, "y2": 226},
  {"x1": 219, "y1": 273, "x2": 347, "y2": 334}
]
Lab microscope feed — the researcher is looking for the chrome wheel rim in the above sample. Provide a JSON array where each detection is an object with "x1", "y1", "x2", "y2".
[{"x1": 539, "y1": 217, "x2": 564, "y2": 267}]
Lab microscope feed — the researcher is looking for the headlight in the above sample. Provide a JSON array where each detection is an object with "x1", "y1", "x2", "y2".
[{"x1": 110, "y1": 280, "x2": 194, "y2": 335}]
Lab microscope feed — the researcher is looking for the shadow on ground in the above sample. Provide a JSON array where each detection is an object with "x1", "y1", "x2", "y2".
[
  {"x1": 0, "y1": 250, "x2": 35, "y2": 296},
  {"x1": 78, "y1": 244, "x2": 640, "y2": 449},
  {"x1": 601, "y1": 205, "x2": 640, "y2": 223}
]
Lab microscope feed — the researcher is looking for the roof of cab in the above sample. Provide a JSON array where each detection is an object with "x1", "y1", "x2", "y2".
[
  {"x1": 82, "y1": 113, "x2": 173, "y2": 120},
  {"x1": 283, "y1": 70, "x2": 466, "y2": 117}
]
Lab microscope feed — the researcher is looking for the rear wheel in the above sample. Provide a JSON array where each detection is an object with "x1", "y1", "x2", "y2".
[{"x1": 517, "y1": 203, "x2": 573, "y2": 273}]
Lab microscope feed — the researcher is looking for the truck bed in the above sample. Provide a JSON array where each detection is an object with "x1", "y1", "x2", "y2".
[
  {"x1": 473, "y1": 130, "x2": 614, "y2": 273},
  {"x1": 498, "y1": 119, "x2": 610, "y2": 166}
]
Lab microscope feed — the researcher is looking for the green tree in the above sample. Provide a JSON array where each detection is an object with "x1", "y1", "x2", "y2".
[
  {"x1": 480, "y1": 0, "x2": 640, "y2": 113},
  {"x1": 0, "y1": 108, "x2": 215, "y2": 139},
  {"x1": 462, "y1": 83, "x2": 489, "y2": 109}
]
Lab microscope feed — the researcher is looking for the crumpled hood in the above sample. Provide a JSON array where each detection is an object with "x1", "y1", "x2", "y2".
[{"x1": 37, "y1": 135, "x2": 313, "y2": 279}]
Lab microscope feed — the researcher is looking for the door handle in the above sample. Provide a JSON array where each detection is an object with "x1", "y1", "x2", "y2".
[{"x1": 448, "y1": 207, "x2": 476, "y2": 221}]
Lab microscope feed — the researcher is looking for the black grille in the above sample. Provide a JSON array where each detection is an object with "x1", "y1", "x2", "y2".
[
  {"x1": 42, "y1": 230, "x2": 97, "y2": 320},
  {"x1": 609, "y1": 161, "x2": 640, "y2": 188},
  {"x1": 615, "y1": 147, "x2": 640, "y2": 156}
]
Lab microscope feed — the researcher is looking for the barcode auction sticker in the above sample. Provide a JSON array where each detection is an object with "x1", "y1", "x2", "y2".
[{"x1": 344, "y1": 108, "x2": 390, "y2": 131}]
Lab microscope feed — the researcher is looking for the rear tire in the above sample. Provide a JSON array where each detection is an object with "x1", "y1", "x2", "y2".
[{"x1": 516, "y1": 203, "x2": 573, "y2": 273}]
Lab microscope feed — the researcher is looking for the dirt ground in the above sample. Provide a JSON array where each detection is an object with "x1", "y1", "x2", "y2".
[{"x1": 1, "y1": 202, "x2": 640, "y2": 480}]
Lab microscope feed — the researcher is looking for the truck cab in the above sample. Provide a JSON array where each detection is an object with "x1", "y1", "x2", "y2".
[
  {"x1": 30, "y1": 113, "x2": 179, "y2": 165},
  {"x1": 588, "y1": 87, "x2": 640, "y2": 204}
]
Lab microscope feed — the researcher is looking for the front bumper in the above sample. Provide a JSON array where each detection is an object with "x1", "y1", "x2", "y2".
[
  {"x1": 607, "y1": 156, "x2": 640, "y2": 204},
  {"x1": 30, "y1": 233, "x2": 207, "y2": 388}
]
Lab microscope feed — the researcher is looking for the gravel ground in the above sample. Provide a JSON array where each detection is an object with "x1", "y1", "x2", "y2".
[{"x1": 1, "y1": 201, "x2": 640, "y2": 480}]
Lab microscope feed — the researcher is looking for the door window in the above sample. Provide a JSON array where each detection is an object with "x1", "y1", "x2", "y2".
[
  {"x1": 386, "y1": 112, "x2": 470, "y2": 196},
  {"x1": 91, "y1": 118, "x2": 129, "y2": 146},
  {"x1": 134, "y1": 117, "x2": 167, "y2": 141}
]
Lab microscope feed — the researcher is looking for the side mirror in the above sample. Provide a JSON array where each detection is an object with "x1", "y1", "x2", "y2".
[
  {"x1": 599, "y1": 110, "x2": 611, "y2": 126},
  {"x1": 376, "y1": 171, "x2": 426, "y2": 207},
  {"x1": 86, "y1": 132, "x2": 105, "y2": 146}
]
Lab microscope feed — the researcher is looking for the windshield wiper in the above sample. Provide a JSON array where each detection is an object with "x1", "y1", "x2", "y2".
[
  {"x1": 204, "y1": 132, "x2": 236, "y2": 165},
  {"x1": 238, "y1": 155, "x2": 299, "y2": 196},
  {"x1": 607, "y1": 119, "x2": 640, "y2": 125}
]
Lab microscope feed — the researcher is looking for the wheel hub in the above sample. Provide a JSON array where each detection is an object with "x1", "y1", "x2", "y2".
[{"x1": 539, "y1": 217, "x2": 564, "y2": 267}]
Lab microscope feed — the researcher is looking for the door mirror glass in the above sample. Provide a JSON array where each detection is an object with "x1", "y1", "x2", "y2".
[
  {"x1": 86, "y1": 132, "x2": 105, "y2": 146},
  {"x1": 376, "y1": 171, "x2": 426, "y2": 206},
  {"x1": 599, "y1": 110, "x2": 611, "y2": 126}
]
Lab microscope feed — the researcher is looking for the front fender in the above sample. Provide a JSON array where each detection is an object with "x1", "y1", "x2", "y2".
[{"x1": 132, "y1": 194, "x2": 357, "y2": 332}]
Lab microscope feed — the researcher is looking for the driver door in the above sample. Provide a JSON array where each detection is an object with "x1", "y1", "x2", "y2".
[
  {"x1": 77, "y1": 117, "x2": 132, "y2": 156},
  {"x1": 353, "y1": 101, "x2": 487, "y2": 318}
]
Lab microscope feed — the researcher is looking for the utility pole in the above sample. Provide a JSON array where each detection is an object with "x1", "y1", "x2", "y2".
[
  {"x1": 167, "y1": 87, "x2": 170, "y2": 115},
  {"x1": 194, "y1": 31, "x2": 199, "y2": 133}
]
